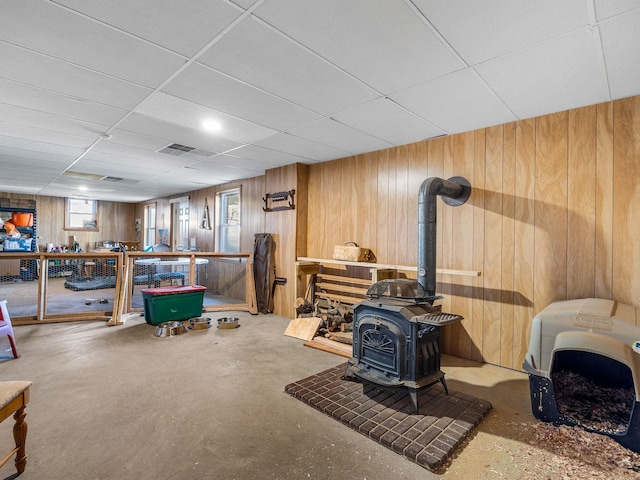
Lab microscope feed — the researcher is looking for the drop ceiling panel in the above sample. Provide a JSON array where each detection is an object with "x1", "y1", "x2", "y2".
[
  {"x1": 184, "y1": 163, "x2": 262, "y2": 181},
  {"x1": 0, "y1": 43, "x2": 152, "y2": 110},
  {"x1": 332, "y1": 98, "x2": 445, "y2": 145},
  {"x1": 287, "y1": 118, "x2": 394, "y2": 154},
  {"x1": 0, "y1": 156, "x2": 67, "y2": 175},
  {"x1": 0, "y1": 140, "x2": 84, "y2": 160},
  {"x1": 205, "y1": 152, "x2": 284, "y2": 172},
  {"x1": 475, "y1": 29, "x2": 609, "y2": 120},
  {"x1": 0, "y1": 79, "x2": 126, "y2": 126},
  {"x1": 0, "y1": 123, "x2": 95, "y2": 149},
  {"x1": 391, "y1": 69, "x2": 517, "y2": 134},
  {"x1": 413, "y1": 0, "x2": 590, "y2": 65},
  {"x1": 0, "y1": 104, "x2": 109, "y2": 140},
  {"x1": 599, "y1": 9, "x2": 640, "y2": 99},
  {"x1": 138, "y1": 172, "x2": 226, "y2": 191},
  {"x1": 82, "y1": 149, "x2": 201, "y2": 171},
  {"x1": 116, "y1": 113, "x2": 243, "y2": 154},
  {"x1": 0, "y1": 182, "x2": 41, "y2": 194},
  {"x1": 0, "y1": 0, "x2": 185, "y2": 88},
  {"x1": 594, "y1": 0, "x2": 640, "y2": 19},
  {"x1": 98, "y1": 130, "x2": 172, "y2": 153},
  {"x1": 71, "y1": 157, "x2": 166, "y2": 179},
  {"x1": 135, "y1": 92, "x2": 278, "y2": 144},
  {"x1": 198, "y1": 16, "x2": 379, "y2": 115},
  {"x1": 163, "y1": 63, "x2": 320, "y2": 131},
  {"x1": 53, "y1": 0, "x2": 242, "y2": 57},
  {"x1": 255, "y1": 133, "x2": 351, "y2": 161},
  {"x1": 230, "y1": 0, "x2": 260, "y2": 9},
  {"x1": 254, "y1": 0, "x2": 463, "y2": 94},
  {"x1": 226, "y1": 144, "x2": 311, "y2": 167}
]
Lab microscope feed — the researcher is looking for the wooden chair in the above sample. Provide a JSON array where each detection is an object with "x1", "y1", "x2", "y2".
[{"x1": 0, "y1": 381, "x2": 31, "y2": 475}]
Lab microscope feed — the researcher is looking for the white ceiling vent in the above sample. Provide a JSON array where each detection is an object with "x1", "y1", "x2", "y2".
[
  {"x1": 157, "y1": 143, "x2": 216, "y2": 159},
  {"x1": 158, "y1": 143, "x2": 195, "y2": 155},
  {"x1": 101, "y1": 176, "x2": 125, "y2": 182}
]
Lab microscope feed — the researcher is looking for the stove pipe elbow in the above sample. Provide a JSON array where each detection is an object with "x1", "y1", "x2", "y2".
[{"x1": 417, "y1": 176, "x2": 471, "y2": 298}]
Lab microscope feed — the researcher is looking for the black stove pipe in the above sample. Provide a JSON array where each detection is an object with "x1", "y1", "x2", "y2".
[{"x1": 417, "y1": 176, "x2": 471, "y2": 298}]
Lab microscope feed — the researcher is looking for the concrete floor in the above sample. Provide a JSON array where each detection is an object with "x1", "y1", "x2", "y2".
[{"x1": 0, "y1": 311, "x2": 619, "y2": 479}]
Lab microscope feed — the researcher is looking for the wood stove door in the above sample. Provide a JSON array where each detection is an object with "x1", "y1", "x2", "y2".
[{"x1": 355, "y1": 315, "x2": 406, "y2": 380}]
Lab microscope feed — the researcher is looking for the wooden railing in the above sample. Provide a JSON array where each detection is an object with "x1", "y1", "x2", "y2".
[{"x1": 0, "y1": 251, "x2": 257, "y2": 326}]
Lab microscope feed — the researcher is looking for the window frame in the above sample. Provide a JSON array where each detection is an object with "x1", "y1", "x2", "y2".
[
  {"x1": 64, "y1": 198, "x2": 98, "y2": 231},
  {"x1": 143, "y1": 203, "x2": 156, "y2": 249},
  {"x1": 216, "y1": 188, "x2": 240, "y2": 253}
]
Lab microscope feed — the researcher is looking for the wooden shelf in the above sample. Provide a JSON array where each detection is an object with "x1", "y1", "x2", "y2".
[{"x1": 297, "y1": 257, "x2": 481, "y2": 277}]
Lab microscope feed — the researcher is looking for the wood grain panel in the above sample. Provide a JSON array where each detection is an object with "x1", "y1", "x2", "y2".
[
  {"x1": 339, "y1": 157, "x2": 356, "y2": 246},
  {"x1": 483, "y1": 125, "x2": 504, "y2": 365},
  {"x1": 307, "y1": 163, "x2": 323, "y2": 258},
  {"x1": 451, "y1": 131, "x2": 477, "y2": 360},
  {"x1": 406, "y1": 142, "x2": 428, "y2": 268},
  {"x1": 376, "y1": 150, "x2": 391, "y2": 264},
  {"x1": 265, "y1": 164, "x2": 299, "y2": 317},
  {"x1": 427, "y1": 138, "x2": 445, "y2": 282},
  {"x1": 392, "y1": 145, "x2": 415, "y2": 263},
  {"x1": 613, "y1": 97, "x2": 640, "y2": 306},
  {"x1": 471, "y1": 129, "x2": 486, "y2": 362},
  {"x1": 595, "y1": 102, "x2": 614, "y2": 299},
  {"x1": 534, "y1": 112, "x2": 568, "y2": 310},
  {"x1": 567, "y1": 106, "x2": 597, "y2": 299},
  {"x1": 355, "y1": 152, "x2": 378, "y2": 260},
  {"x1": 501, "y1": 123, "x2": 516, "y2": 368},
  {"x1": 513, "y1": 118, "x2": 536, "y2": 369}
]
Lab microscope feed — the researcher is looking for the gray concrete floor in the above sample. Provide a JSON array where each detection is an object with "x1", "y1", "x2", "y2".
[{"x1": 0, "y1": 312, "x2": 611, "y2": 479}]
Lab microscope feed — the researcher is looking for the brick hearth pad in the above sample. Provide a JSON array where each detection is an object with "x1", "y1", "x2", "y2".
[{"x1": 284, "y1": 363, "x2": 492, "y2": 472}]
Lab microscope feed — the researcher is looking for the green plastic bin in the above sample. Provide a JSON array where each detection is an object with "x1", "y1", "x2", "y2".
[{"x1": 141, "y1": 285, "x2": 206, "y2": 325}]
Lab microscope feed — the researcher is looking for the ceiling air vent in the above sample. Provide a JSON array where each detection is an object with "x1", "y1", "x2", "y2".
[
  {"x1": 157, "y1": 143, "x2": 216, "y2": 159},
  {"x1": 101, "y1": 176, "x2": 124, "y2": 182},
  {"x1": 158, "y1": 143, "x2": 196, "y2": 156}
]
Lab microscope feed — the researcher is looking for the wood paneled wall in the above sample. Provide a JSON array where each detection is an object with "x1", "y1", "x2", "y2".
[
  {"x1": 135, "y1": 176, "x2": 266, "y2": 254},
  {"x1": 0, "y1": 194, "x2": 136, "y2": 252},
  {"x1": 264, "y1": 163, "x2": 308, "y2": 317},
  {"x1": 305, "y1": 96, "x2": 640, "y2": 369}
]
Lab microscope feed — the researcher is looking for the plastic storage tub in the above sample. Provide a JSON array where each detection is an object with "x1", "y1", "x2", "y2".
[
  {"x1": 141, "y1": 285, "x2": 206, "y2": 326},
  {"x1": 4, "y1": 238, "x2": 33, "y2": 251}
]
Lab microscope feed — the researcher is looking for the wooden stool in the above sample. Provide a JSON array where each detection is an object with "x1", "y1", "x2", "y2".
[{"x1": 0, "y1": 381, "x2": 31, "y2": 475}]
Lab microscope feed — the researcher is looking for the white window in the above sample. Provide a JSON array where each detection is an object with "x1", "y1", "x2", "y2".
[
  {"x1": 65, "y1": 198, "x2": 98, "y2": 230},
  {"x1": 144, "y1": 203, "x2": 156, "y2": 249},
  {"x1": 217, "y1": 189, "x2": 240, "y2": 252}
]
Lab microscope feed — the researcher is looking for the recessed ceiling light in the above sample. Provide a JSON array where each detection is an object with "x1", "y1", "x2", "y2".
[
  {"x1": 78, "y1": 186, "x2": 88, "y2": 191},
  {"x1": 202, "y1": 120, "x2": 222, "y2": 133}
]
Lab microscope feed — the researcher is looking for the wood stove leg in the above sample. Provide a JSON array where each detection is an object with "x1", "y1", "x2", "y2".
[
  {"x1": 440, "y1": 376, "x2": 450, "y2": 395},
  {"x1": 408, "y1": 388, "x2": 419, "y2": 414}
]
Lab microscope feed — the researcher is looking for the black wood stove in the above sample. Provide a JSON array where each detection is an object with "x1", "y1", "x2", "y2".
[
  {"x1": 344, "y1": 176, "x2": 471, "y2": 413},
  {"x1": 345, "y1": 279, "x2": 463, "y2": 412}
]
